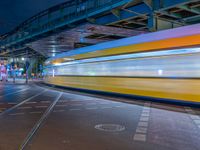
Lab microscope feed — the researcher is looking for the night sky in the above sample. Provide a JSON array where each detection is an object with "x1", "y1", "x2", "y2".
[{"x1": 0, "y1": 0, "x2": 67, "y2": 35}]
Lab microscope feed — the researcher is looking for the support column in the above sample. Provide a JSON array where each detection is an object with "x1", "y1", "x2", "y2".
[{"x1": 26, "y1": 49, "x2": 29, "y2": 84}]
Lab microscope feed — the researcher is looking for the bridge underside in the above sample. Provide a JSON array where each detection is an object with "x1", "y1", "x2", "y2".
[{"x1": 0, "y1": 0, "x2": 200, "y2": 58}]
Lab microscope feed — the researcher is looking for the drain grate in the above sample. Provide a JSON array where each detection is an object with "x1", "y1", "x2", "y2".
[{"x1": 95, "y1": 124, "x2": 125, "y2": 132}]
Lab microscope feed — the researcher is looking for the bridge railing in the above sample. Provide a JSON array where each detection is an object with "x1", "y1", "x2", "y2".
[{"x1": 0, "y1": 0, "x2": 126, "y2": 48}]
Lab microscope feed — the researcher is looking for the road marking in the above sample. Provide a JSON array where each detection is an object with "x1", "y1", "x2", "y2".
[
  {"x1": 20, "y1": 92, "x2": 63, "y2": 150},
  {"x1": 30, "y1": 111, "x2": 43, "y2": 114},
  {"x1": 133, "y1": 134, "x2": 146, "y2": 142},
  {"x1": 58, "y1": 100, "x2": 67, "y2": 102},
  {"x1": 25, "y1": 102, "x2": 37, "y2": 104},
  {"x1": 53, "y1": 110, "x2": 65, "y2": 112},
  {"x1": 0, "y1": 88, "x2": 30, "y2": 97},
  {"x1": 133, "y1": 102, "x2": 151, "y2": 142},
  {"x1": 35, "y1": 106, "x2": 48, "y2": 108},
  {"x1": 18, "y1": 107, "x2": 32, "y2": 110},
  {"x1": 101, "y1": 106, "x2": 112, "y2": 109},
  {"x1": 55, "y1": 104, "x2": 68, "y2": 107},
  {"x1": 40, "y1": 101, "x2": 51, "y2": 103},
  {"x1": 114, "y1": 105, "x2": 126, "y2": 108},
  {"x1": 0, "y1": 90, "x2": 47, "y2": 116},
  {"x1": 86, "y1": 103, "x2": 97, "y2": 105},
  {"x1": 70, "y1": 104, "x2": 82, "y2": 106},
  {"x1": 138, "y1": 122, "x2": 148, "y2": 127},
  {"x1": 9, "y1": 113, "x2": 24, "y2": 116},
  {"x1": 8, "y1": 102, "x2": 17, "y2": 105},
  {"x1": 86, "y1": 107, "x2": 98, "y2": 110},
  {"x1": 69, "y1": 108, "x2": 81, "y2": 111},
  {"x1": 136, "y1": 127, "x2": 147, "y2": 134}
]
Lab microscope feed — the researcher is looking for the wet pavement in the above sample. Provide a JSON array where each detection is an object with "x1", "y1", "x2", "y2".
[{"x1": 0, "y1": 83, "x2": 199, "y2": 150}]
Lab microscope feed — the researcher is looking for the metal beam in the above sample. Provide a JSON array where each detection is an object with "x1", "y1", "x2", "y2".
[
  {"x1": 95, "y1": 3, "x2": 151, "y2": 25},
  {"x1": 178, "y1": 5, "x2": 200, "y2": 14},
  {"x1": 156, "y1": 0, "x2": 200, "y2": 11}
]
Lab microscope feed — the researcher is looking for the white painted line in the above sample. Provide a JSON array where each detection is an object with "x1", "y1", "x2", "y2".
[
  {"x1": 114, "y1": 105, "x2": 126, "y2": 108},
  {"x1": 101, "y1": 107, "x2": 112, "y2": 109},
  {"x1": 71, "y1": 104, "x2": 82, "y2": 106},
  {"x1": 141, "y1": 113, "x2": 150, "y2": 117},
  {"x1": 18, "y1": 107, "x2": 32, "y2": 110},
  {"x1": 53, "y1": 110, "x2": 65, "y2": 112},
  {"x1": 8, "y1": 102, "x2": 17, "y2": 105},
  {"x1": 136, "y1": 127, "x2": 147, "y2": 134},
  {"x1": 0, "y1": 88, "x2": 30, "y2": 97},
  {"x1": 35, "y1": 106, "x2": 48, "y2": 108},
  {"x1": 20, "y1": 92, "x2": 63, "y2": 149},
  {"x1": 140, "y1": 117, "x2": 149, "y2": 122},
  {"x1": 0, "y1": 90, "x2": 48, "y2": 116},
  {"x1": 142, "y1": 110, "x2": 150, "y2": 113},
  {"x1": 9, "y1": 113, "x2": 24, "y2": 116},
  {"x1": 69, "y1": 108, "x2": 81, "y2": 111},
  {"x1": 99, "y1": 102, "x2": 110, "y2": 104},
  {"x1": 58, "y1": 100, "x2": 67, "y2": 102},
  {"x1": 40, "y1": 101, "x2": 51, "y2": 103},
  {"x1": 133, "y1": 134, "x2": 146, "y2": 142},
  {"x1": 25, "y1": 102, "x2": 37, "y2": 104},
  {"x1": 55, "y1": 104, "x2": 68, "y2": 107},
  {"x1": 30, "y1": 111, "x2": 43, "y2": 114},
  {"x1": 143, "y1": 107, "x2": 150, "y2": 111},
  {"x1": 86, "y1": 107, "x2": 98, "y2": 110},
  {"x1": 86, "y1": 103, "x2": 97, "y2": 105}
]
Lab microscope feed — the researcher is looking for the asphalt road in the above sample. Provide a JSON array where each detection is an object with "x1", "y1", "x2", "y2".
[{"x1": 0, "y1": 83, "x2": 199, "y2": 150}]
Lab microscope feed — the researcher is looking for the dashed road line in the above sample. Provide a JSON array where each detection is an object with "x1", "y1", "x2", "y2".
[
  {"x1": 18, "y1": 107, "x2": 32, "y2": 110},
  {"x1": 53, "y1": 109, "x2": 65, "y2": 113},
  {"x1": 86, "y1": 107, "x2": 98, "y2": 110},
  {"x1": 25, "y1": 102, "x2": 37, "y2": 104},
  {"x1": 133, "y1": 102, "x2": 151, "y2": 142},
  {"x1": 20, "y1": 92, "x2": 63, "y2": 150},
  {"x1": 0, "y1": 88, "x2": 30, "y2": 97},
  {"x1": 69, "y1": 108, "x2": 81, "y2": 111},
  {"x1": 35, "y1": 106, "x2": 48, "y2": 108},
  {"x1": 30, "y1": 111, "x2": 43, "y2": 114},
  {"x1": 101, "y1": 106, "x2": 112, "y2": 109},
  {"x1": 40, "y1": 101, "x2": 51, "y2": 103},
  {"x1": 0, "y1": 90, "x2": 47, "y2": 116},
  {"x1": 86, "y1": 103, "x2": 97, "y2": 105},
  {"x1": 9, "y1": 112, "x2": 25, "y2": 116},
  {"x1": 55, "y1": 104, "x2": 68, "y2": 107},
  {"x1": 99, "y1": 102, "x2": 110, "y2": 105},
  {"x1": 58, "y1": 100, "x2": 68, "y2": 103},
  {"x1": 8, "y1": 102, "x2": 17, "y2": 105},
  {"x1": 70, "y1": 104, "x2": 82, "y2": 106}
]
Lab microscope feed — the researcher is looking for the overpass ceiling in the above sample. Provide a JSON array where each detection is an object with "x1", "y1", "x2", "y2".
[
  {"x1": 1, "y1": 0, "x2": 200, "y2": 58},
  {"x1": 29, "y1": 23, "x2": 145, "y2": 57}
]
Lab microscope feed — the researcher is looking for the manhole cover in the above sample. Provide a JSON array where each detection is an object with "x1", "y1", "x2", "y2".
[{"x1": 94, "y1": 124, "x2": 125, "y2": 132}]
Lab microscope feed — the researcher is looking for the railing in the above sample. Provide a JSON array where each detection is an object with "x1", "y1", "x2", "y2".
[{"x1": 0, "y1": 0, "x2": 129, "y2": 48}]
